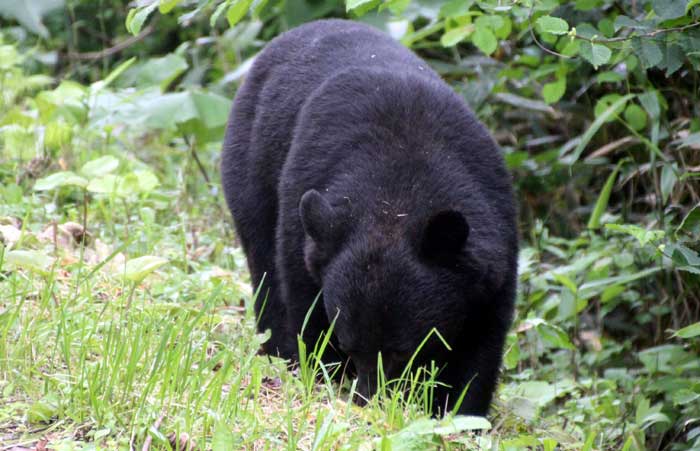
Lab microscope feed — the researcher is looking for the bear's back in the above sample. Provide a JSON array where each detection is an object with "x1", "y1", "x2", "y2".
[{"x1": 221, "y1": 20, "x2": 440, "y2": 198}]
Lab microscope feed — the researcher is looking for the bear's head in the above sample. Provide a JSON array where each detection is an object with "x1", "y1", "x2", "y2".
[{"x1": 300, "y1": 189, "x2": 482, "y2": 402}]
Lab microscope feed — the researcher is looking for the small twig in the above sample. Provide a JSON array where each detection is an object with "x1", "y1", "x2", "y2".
[
  {"x1": 528, "y1": 2, "x2": 700, "y2": 56},
  {"x1": 142, "y1": 414, "x2": 165, "y2": 451},
  {"x1": 574, "y1": 21, "x2": 700, "y2": 43},
  {"x1": 183, "y1": 134, "x2": 212, "y2": 186},
  {"x1": 528, "y1": 4, "x2": 572, "y2": 59},
  {"x1": 68, "y1": 25, "x2": 155, "y2": 61}
]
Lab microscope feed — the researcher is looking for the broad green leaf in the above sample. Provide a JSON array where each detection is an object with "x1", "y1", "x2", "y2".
[
  {"x1": 579, "y1": 267, "x2": 661, "y2": 296},
  {"x1": 594, "y1": 94, "x2": 626, "y2": 122},
  {"x1": 537, "y1": 322, "x2": 575, "y2": 350},
  {"x1": 614, "y1": 15, "x2": 649, "y2": 31},
  {"x1": 652, "y1": 0, "x2": 688, "y2": 19},
  {"x1": 675, "y1": 204, "x2": 700, "y2": 237},
  {"x1": 536, "y1": 16, "x2": 569, "y2": 35},
  {"x1": 579, "y1": 41, "x2": 611, "y2": 68},
  {"x1": 542, "y1": 76, "x2": 566, "y2": 104},
  {"x1": 569, "y1": 94, "x2": 634, "y2": 163},
  {"x1": 87, "y1": 174, "x2": 122, "y2": 195},
  {"x1": 134, "y1": 170, "x2": 160, "y2": 193},
  {"x1": 667, "y1": 243, "x2": 700, "y2": 266},
  {"x1": 126, "y1": 2, "x2": 158, "y2": 35},
  {"x1": 605, "y1": 224, "x2": 665, "y2": 246},
  {"x1": 124, "y1": 256, "x2": 168, "y2": 282},
  {"x1": 673, "y1": 321, "x2": 700, "y2": 339},
  {"x1": 227, "y1": 0, "x2": 254, "y2": 27},
  {"x1": 633, "y1": 37, "x2": 663, "y2": 69},
  {"x1": 346, "y1": 0, "x2": 374, "y2": 11},
  {"x1": 665, "y1": 44, "x2": 685, "y2": 76},
  {"x1": 137, "y1": 90, "x2": 231, "y2": 142},
  {"x1": 440, "y1": 25, "x2": 474, "y2": 47},
  {"x1": 587, "y1": 161, "x2": 623, "y2": 229},
  {"x1": 34, "y1": 171, "x2": 88, "y2": 190},
  {"x1": 211, "y1": 0, "x2": 232, "y2": 26},
  {"x1": 503, "y1": 334, "x2": 520, "y2": 369},
  {"x1": 159, "y1": 0, "x2": 181, "y2": 13},
  {"x1": 27, "y1": 394, "x2": 60, "y2": 423},
  {"x1": 119, "y1": 54, "x2": 188, "y2": 91},
  {"x1": 212, "y1": 422, "x2": 237, "y2": 450},
  {"x1": 0, "y1": 0, "x2": 64, "y2": 38},
  {"x1": 472, "y1": 24, "x2": 497, "y2": 55},
  {"x1": 660, "y1": 163, "x2": 678, "y2": 203},
  {"x1": 513, "y1": 381, "x2": 558, "y2": 406},
  {"x1": 80, "y1": 156, "x2": 119, "y2": 178},
  {"x1": 3, "y1": 250, "x2": 54, "y2": 275},
  {"x1": 624, "y1": 104, "x2": 647, "y2": 131}
]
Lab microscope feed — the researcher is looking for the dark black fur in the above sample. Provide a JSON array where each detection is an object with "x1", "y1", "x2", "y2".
[{"x1": 221, "y1": 19, "x2": 518, "y2": 416}]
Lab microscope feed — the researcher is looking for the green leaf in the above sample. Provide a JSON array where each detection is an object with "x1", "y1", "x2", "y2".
[
  {"x1": 211, "y1": 0, "x2": 232, "y2": 26},
  {"x1": 0, "y1": 0, "x2": 64, "y2": 38},
  {"x1": 536, "y1": 16, "x2": 569, "y2": 35},
  {"x1": 673, "y1": 321, "x2": 700, "y2": 339},
  {"x1": 80, "y1": 156, "x2": 119, "y2": 178},
  {"x1": 121, "y1": 54, "x2": 188, "y2": 91},
  {"x1": 34, "y1": 171, "x2": 88, "y2": 190},
  {"x1": 579, "y1": 267, "x2": 661, "y2": 296},
  {"x1": 124, "y1": 256, "x2": 168, "y2": 282},
  {"x1": 660, "y1": 163, "x2": 678, "y2": 203},
  {"x1": 440, "y1": 25, "x2": 474, "y2": 47},
  {"x1": 605, "y1": 224, "x2": 665, "y2": 246},
  {"x1": 537, "y1": 323, "x2": 575, "y2": 350},
  {"x1": 212, "y1": 422, "x2": 237, "y2": 450},
  {"x1": 346, "y1": 0, "x2": 374, "y2": 11},
  {"x1": 227, "y1": 0, "x2": 254, "y2": 27},
  {"x1": 3, "y1": 250, "x2": 54, "y2": 275},
  {"x1": 569, "y1": 94, "x2": 634, "y2": 162},
  {"x1": 623, "y1": 103, "x2": 647, "y2": 131},
  {"x1": 614, "y1": 15, "x2": 650, "y2": 31},
  {"x1": 652, "y1": 0, "x2": 688, "y2": 20},
  {"x1": 87, "y1": 174, "x2": 122, "y2": 195},
  {"x1": 542, "y1": 76, "x2": 566, "y2": 104},
  {"x1": 472, "y1": 24, "x2": 498, "y2": 55},
  {"x1": 675, "y1": 204, "x2": 700, "y2": 237},
  {"x1": 136, "y1": 90, "x2": 231, "y2": 143},
  {"x1": 27, "y1": 394, "x2": 59, "y2": 423},
  {"x1": 594, "y1": 94, "x2": 626, "y2": 122},
  {"x1": 126, "y1": 2, "x2": 158, "y2": 36},
  {"x1": 579, "y1": 41, "x2": 612, "y2": 68},
  {"x1": 587, "y1": 162, "x2": 623, "y2": 229},
  {"x1": 159, "y1": 0, "x2": 181, "y2": 13},
  {"x1": 665, "y1": 43, "x2": 685, "y2": 76},
  {"x1": 633, "y1": 37, "x2": 663, "y2": 69}
]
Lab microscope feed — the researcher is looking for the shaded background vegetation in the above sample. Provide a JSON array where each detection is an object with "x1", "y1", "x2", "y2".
[{"x1": 1, "y1": 0, "x2": 699, "y2": 449}]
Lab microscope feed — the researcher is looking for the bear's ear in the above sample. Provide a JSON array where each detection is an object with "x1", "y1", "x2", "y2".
[
  {"x1": 299, "y1": 189, "x2": 335, "y2": 243},
  {"x1": 420, "y1": 210, "x2": 469, "y2": 261}
]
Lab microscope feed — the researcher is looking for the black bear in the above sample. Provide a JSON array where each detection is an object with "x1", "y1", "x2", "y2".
[{"x1": 221, "y1": 19, "x2": 518, "y2": 416}]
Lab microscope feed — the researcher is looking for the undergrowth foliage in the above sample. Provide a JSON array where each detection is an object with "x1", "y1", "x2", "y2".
[{"x1": 1, "y1": 0, "x2": 699, "y2": 450}]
